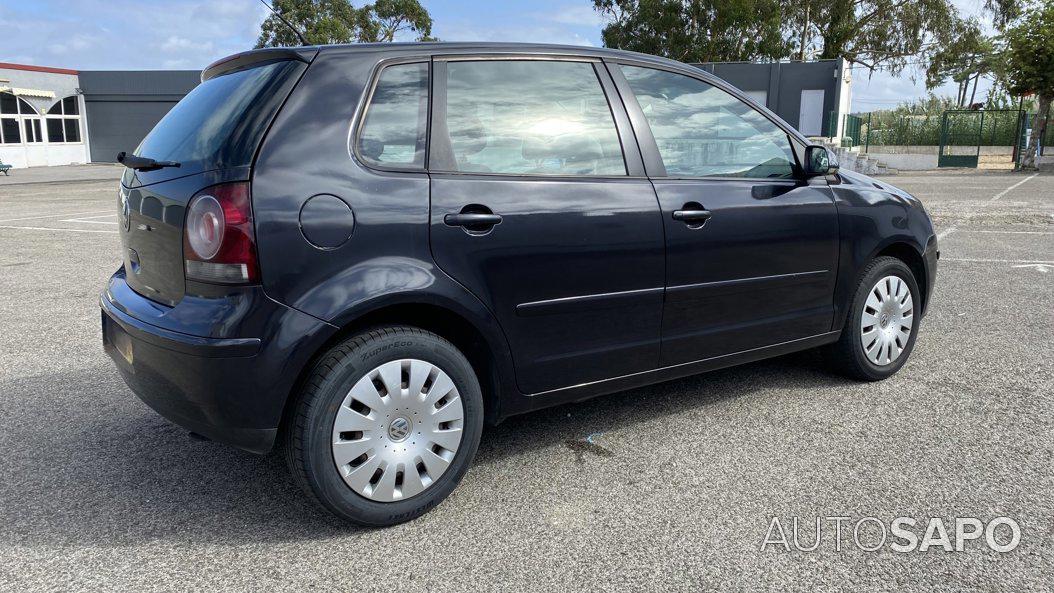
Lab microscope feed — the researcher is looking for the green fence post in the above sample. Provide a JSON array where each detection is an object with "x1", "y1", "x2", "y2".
[{"x1": 865, "y1": 112, "x2": 871, "y2": 152}]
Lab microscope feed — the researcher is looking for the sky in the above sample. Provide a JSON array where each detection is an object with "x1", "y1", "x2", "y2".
[{"x1": 2, "y1": 0, "x2": 998, "y2": 112}]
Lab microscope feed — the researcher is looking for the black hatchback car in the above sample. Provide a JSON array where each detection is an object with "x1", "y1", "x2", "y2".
[{"x1": 102, "y1": 42, "x2": 937, "y2": 526}]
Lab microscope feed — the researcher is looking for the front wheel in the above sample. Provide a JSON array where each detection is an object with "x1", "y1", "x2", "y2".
[
  {"x1": 286, "y1": 326, "x2": 484, "y2": 526},
  {"x1": 826, "y1": 256, "x2": 921, "y2": 381}
]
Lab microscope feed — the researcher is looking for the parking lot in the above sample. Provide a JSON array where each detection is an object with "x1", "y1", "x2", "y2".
[{"x1": 0, "y1": 166, "x2": 1051, "y2": 592}]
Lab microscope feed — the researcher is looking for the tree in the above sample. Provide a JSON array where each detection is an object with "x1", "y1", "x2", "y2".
[
  {"x1": 924, "y1": 18, "x2": 1002, "y2": 107},
  {"x1": 1003, "y1": 0, "x2": 1054, "y2": 170},
  {"x1": 592, "y1": 0, "x2": 794, "y2": 63},
  {"x1": 807, "y1": 0, "x2": 959, "y2": 74},
  {"x1": 256, "y1": 0, "x2": 433, "y2": 48}
]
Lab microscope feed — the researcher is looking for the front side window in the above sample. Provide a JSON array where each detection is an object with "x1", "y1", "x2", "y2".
[
  {"x1": 437, "y1": 60, "x2": 626, "y2": 176},
  {"x1": 620, "y1": 65, "x2": 797, "y2": 179},
  {"x1": 357, "y1": 62, "x2": 428, "y2": 169}
]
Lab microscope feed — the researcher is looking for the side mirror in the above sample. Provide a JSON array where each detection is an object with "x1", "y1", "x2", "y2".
[{"x1": 804, "y1": 145, "x2": 839, "y2": 177}]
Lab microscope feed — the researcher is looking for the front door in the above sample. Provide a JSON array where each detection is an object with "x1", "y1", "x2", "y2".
[
  {"x1": 428, "y1": 57, "x2": 665, "y2": 394},
  {"x1": 613, "y1": 63, "x2": 840, "y2": 366}
]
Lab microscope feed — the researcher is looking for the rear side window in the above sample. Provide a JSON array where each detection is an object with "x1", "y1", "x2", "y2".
[
  {"x1": 434, "y1": 60, "x2": 626, "y2": 176},
  {"x1": 134, "y1": 60, "x2": 304, "y2": 173},
  {"x1": 357, "y1": 62, "x2": 429, "y2": 170},
  {"x1": 620, "y1": 65, "x2": 797, "y2": 179}
]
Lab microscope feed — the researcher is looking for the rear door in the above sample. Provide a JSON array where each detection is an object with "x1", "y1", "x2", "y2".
[
  {"x1": 610, "y1": 62, "x2": 839, "y2": 366},
  {"x1": 428, "y1": 56, "x2": 664, "y2": 395}
]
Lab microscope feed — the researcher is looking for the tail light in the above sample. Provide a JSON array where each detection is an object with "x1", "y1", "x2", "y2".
[{"x1": 183, "y1": 182, "x2": 258, "y2": 284}]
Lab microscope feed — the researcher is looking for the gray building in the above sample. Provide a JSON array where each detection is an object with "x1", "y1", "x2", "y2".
[
  {"x1": 693, "y1": 58, "x2": 852, "y2": 139},
  {"x1": 79, "y1": 70, "x2": 200, "y2": 162}
]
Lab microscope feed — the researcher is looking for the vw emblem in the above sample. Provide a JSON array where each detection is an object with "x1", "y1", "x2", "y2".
[{"x1": 388, "y1": 417, "x2": 411, "y2": 442}]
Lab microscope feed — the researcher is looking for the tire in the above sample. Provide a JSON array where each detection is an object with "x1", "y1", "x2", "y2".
[
  {"x1": 286, "y1": 326, "x2": 484, "y2": 526},
  {"x1": 826, "y1": 256, "x2": 922, "y2": 381}
]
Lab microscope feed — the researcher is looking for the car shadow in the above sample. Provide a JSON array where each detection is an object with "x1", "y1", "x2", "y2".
[{"x1": 1, "y1": 349, "x2": 846, "y2": 544}]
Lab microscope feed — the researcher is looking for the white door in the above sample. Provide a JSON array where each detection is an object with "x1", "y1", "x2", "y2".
[{"x1": 798, "y1": 89, "x2": 825, "y2": 136}]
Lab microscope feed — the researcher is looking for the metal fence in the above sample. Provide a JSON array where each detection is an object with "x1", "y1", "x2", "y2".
[{"x1": 831, "y1": 109, "x2": 1026, "y2": 150}]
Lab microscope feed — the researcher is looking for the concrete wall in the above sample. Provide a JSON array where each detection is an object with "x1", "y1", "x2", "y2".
[
  {"x1": 867, "y1": 153, "x2": 939, "y2": 171},
  {"x1": 0, "y1": 64, "x2": 89, "y2": 168},
  {"x1": 79, "y1": 70, "x2": 200, "y2": 162},
  {"x1": 865, "y1": 145, "x2": 1016, "y2": 156},
  {"x1": 693, "y1": 59, "x2": 846, "y2": 137}
]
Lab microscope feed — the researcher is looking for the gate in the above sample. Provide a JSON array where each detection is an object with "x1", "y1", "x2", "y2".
[{"x1": 938, "y1": 109, "x2": 1026, "y2": 168}]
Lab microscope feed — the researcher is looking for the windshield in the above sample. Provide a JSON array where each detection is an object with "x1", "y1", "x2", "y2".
[{"x1": 134, "y1": 60, "x2": 304, "y2": 174}]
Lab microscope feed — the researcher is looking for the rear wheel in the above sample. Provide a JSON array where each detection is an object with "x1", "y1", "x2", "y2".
[
  {"x1": 286, "y1": 326, "x2": 483, "y2": 526},
  {"x1": 826, "y1": 256, "x2": 921, "y2": 381}
]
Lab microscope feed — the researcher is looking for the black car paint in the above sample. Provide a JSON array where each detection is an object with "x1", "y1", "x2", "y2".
[{"x1": 102, "y1": 43, "x2": 937, "y2": 454}]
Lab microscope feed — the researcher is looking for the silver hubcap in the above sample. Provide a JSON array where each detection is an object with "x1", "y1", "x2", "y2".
[
  {"x1": 860, "y1": 275, "x2": 914, "y2": 366},
  {"x1": 331, "y1": 359, "x2": 464, "y2": 502}
]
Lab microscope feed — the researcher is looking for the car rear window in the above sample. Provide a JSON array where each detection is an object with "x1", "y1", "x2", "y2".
[{"x1": 134, "y1": 60, "x2": 305, "y2": 175}]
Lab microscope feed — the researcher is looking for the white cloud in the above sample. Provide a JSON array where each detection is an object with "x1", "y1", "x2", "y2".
[
  {"x1": 3, "y1": 0, "x2": 267, "y2": 70},
  {"x1": 544, "y1": 4, "x2": 606, "y2": 27}
]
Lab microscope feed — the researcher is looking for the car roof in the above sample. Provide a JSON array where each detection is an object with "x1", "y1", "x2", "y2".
[{"x1": 317, "y1": 41, "x2": 696, "y2": 70}]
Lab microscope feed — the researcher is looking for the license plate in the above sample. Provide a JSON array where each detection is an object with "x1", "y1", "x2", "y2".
[{"x1": 110, "y1": 322, "x2": 134, "y2": 365}]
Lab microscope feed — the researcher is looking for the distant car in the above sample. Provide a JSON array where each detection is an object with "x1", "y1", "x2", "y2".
[{"x1": 102, "y1": 43, "x2": 938, "y2": 526}]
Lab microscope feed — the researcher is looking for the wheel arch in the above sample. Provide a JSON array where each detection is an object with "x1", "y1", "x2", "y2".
[
  {"x1": 276, "y1": 296, "x2": 513, "y2": 446},
  {"x1": 872, "y1": 240, "x2": 929, "y2": 313}
]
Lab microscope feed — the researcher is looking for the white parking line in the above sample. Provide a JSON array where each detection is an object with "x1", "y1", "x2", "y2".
[
  {"x1": 935, "y1": 173, "x2": 1038, "y2": 241},
  {"x1": 955, "y1": 230, "x2": 1053, "y2": 235},
  {"x1": 0, "y1": 225, "x2": 118, "y2": 234},
  {"x1": 0, "y1": 210, "x2": 112, "y2": 224},
  {"x1": 942, "y1": 257, "x2": 1054, "y2": 264},
  {"x1": 60, "y1": 219, "x2": 118, "y2": 225}
]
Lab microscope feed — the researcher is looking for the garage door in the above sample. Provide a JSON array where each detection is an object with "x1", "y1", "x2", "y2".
[{"x1": 83, "y1": 100, "x2": 179, "y2": 162}]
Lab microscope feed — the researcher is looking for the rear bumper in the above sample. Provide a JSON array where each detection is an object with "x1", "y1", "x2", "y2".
[{"x1": 101, "y1": 271, "x2": 336, "y2": 454}]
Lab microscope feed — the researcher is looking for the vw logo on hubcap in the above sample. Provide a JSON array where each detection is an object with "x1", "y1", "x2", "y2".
[{"x1": 388, "y1": 417, "x2": 412, "y2": 442}]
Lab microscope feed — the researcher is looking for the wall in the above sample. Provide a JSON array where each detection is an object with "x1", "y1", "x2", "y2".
[
  {"x1": 693, "y1": 59, "x2": 846, "y2": 137},
  {"x1": 866, "y1": 145, "x2": 1016, "y2": 156},
  {"x1": 79, "y1": 70, "x2": 201, "y2": 162}
]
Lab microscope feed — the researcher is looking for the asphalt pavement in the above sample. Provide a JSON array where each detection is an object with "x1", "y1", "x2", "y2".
[{"x1": 0, "y1": 167, "x2": 1051, "y2": 592}]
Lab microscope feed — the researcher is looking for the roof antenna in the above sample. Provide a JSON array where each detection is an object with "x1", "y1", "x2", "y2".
[{"x1": 259, "y1": 0, "x2": 308, "y2": 46}]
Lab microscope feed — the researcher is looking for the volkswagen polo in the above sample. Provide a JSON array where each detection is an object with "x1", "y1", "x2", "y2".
[{"x1": 102, "y1": 43, "x2": 938, "y2": 526}]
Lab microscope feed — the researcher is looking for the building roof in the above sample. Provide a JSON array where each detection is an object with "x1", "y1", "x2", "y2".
[{"x1": 0, "y1": 62, "x2": 78, "y2": 75}]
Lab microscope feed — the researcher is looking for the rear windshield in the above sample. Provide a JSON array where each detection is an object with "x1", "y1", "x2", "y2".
[{"x1": 134, "y1": 60, "x2": 304, "y2": 175}]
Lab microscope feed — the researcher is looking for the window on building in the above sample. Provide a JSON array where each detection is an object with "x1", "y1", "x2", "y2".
[
  {"x1": 0, "y1": 93, "x2": 42, "y2": 144},
  {"x1": 23, "y1": 119, "x2": 43, "y2": 143},
  {"x1": 620, "y1": 65, "x2": 797, "y2": 179},
  {"x1": 0, "y1": 93, "x2": 16, "y2": 115},
  {"x1": 46, "y1": 95, "x2": 82, "y2": 143},
  {"x1": 1, "y1": 117, "x2": 20, "y2": 144},
  {"x1": 435, "y1": 60, "x2": 626, "y2": 176}
]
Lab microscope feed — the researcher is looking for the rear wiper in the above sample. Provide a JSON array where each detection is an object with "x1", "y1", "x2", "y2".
[{"x1": 116, "y1": 152, "x2": 181, "y2": 171}]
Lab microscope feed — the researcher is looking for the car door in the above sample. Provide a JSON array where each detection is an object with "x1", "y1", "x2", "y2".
[
  {"x1": 428, "y1": 56, "x2": 665, "y2": 395},
  {"x1": 609, "y1": 62, "x2": 840, "y2": 367}
]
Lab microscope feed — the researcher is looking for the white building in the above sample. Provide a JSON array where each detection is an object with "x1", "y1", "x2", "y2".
[{"x1": 0, "y1": 62, "x2": 90, "y2": 169}]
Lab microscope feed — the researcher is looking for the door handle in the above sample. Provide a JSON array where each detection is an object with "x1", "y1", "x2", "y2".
[
  {"x1": 671, "y1": 209, "x2": 712, "y2": 223},
  {"x1": 444, "y1": 213, "x2": 503, "y2": 227}
]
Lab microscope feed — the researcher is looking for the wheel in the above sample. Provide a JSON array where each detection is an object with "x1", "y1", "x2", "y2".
[
  {"x1": 286, "y1": 326, "x2": 484, "y2": 526},
  {"x1": 826, "y1": 256, "x2": 921, "y2": 381}
]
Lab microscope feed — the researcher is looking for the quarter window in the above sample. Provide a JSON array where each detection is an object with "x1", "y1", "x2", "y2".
[
  {"x1": 620, "y1": 65, "x2": 797, "y2": 179},
  {"x1": 357, "y1": 62, "x2": 429, "y2": 169},
  {"x1": 436, "y1": 60, "x2": 626, "y2": 176}
]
